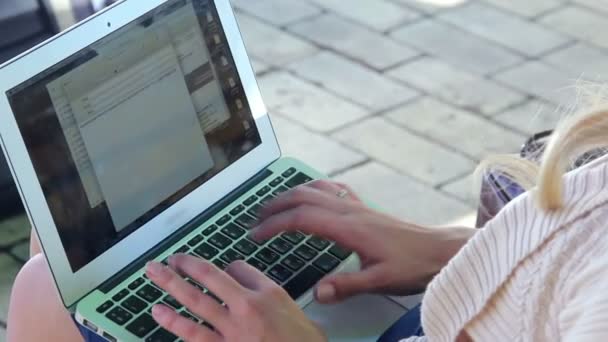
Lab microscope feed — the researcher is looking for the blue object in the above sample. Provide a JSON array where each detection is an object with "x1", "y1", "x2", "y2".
[
  {"x1": 377, "y1": 304, "x2": 424, "y2": 342},
  {"x1": 73, "y1": 317, "x2": 106, "y2": 342}
]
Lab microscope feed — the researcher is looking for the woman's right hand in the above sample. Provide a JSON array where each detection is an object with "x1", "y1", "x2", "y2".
[{"x1": 251, "y1": 180, "x2": 475, "y2": 304}]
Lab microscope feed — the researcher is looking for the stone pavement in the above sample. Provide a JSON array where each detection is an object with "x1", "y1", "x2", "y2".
[{"x1": 3, "y1": 0, "x2": 608, "y2": 339}]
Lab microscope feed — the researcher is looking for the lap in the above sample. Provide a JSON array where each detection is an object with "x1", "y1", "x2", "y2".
[{"x1": 7, "y1": 253, "x2": 83, "y2": 342}]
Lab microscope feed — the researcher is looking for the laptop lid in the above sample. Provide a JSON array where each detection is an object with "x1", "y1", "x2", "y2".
[{"x1": 0, "y1": 0, "x2": 280, "y2": 308}]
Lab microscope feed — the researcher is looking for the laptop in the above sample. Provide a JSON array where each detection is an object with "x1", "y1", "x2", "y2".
[{"x1": 0, "y1": 0, "x2": 418, "y2": 340}]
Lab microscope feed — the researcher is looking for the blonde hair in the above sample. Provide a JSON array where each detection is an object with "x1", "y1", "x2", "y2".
[{"x1": 476, "y1": 84, "x2": 608, "y2": 212}]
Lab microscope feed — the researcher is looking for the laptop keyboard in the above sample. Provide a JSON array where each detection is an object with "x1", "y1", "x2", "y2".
[{"x1": 94, "y1": 167, "x2": 353, "y2": 341}]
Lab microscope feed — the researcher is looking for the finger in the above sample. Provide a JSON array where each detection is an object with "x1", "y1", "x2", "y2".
[
  {"x1": 224, "y1": 260, "x2": 274, "y2": 291},
  {"x1": 168, "y1": 255, "x2": 248, "y2": 309},
  {"x1": 333, "y1": 182, "x2": 362, "y2": 202},
  {"x1": 251, "y1": 205, "x2": 364, "y2": 252},
  {"x1": 259, "y1": 184, "x2": 352, "y2": 221},
  {"x1": 315, "y1": 266, "x2": 385, "y2": 304},
  {"x1": 152, "y1": 304, "x2": 222, "y2": 342},
  {"x1": 146, "y1": 261, "x2": 229, "y2": 330}
]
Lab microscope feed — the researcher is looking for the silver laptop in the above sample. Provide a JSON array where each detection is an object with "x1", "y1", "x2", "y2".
[{"x1": 0, "y1": 0, "x2": 416, "y2": 340}]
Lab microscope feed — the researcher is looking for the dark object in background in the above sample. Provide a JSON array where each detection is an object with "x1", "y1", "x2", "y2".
[{"x1": 0, "y1": 0, "x2": 104, "y2": 218}]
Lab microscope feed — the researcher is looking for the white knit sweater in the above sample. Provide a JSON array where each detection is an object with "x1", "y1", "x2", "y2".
[{"x1": 404, "y1": 155, "x2": 608, "y2": 342}]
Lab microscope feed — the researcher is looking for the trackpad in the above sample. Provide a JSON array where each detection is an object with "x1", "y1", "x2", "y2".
[{"x1": 304, "y1": 295, "x2": 407, "y2": 342}]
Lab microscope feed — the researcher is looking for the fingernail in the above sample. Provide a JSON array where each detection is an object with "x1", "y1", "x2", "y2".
[
  {"x1": 316, "y1": 284, "x2": 336, "y2": 302},
  {"x1": 147, "y1": 262, "x2": 165, "y2": 278},
  {"x1": 152, "y1": 304, "x2": 170, "y2": 321}
]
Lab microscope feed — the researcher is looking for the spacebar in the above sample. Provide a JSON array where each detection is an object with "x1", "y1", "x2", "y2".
[{"x1": 283, "y1": 266, "x2": 325, "y2": 300}]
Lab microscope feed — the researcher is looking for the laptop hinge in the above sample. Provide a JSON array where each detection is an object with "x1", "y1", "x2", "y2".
[{"x1": 98, "y1": 167, "x2": 274, "y2": 293}]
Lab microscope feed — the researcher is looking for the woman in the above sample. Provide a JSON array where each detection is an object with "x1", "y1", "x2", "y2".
[{"x1": 8, "y1": 102, "x2": 608, "y2": 341}]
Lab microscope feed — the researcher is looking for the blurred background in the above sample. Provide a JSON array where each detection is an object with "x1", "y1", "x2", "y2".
[{"x1": 1, "y1": 0, "x2": 607, "y2": 339}]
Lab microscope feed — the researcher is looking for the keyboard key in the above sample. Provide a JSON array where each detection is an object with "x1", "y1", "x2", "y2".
[
  {"x1": 256, "y1": 186, "x2": 271, "y2": 196},
  {"x1": 175, "y1": 245, "x2": 189, "y2": 254},
  {"x1": 235, "y1": 213, "x2": 256, "y2": 230},
  {"x1": 106, "y1": 306, "x2": 133, "y2": 326},
  {"x1": 213, "y1": 259, "x2": 228, "y2": 269},
  {"x1": 194, "y1": 243, "x2": 219, "y2": 260},
  {"x1": 96, "y1": 300, "x2": 113, "y2": 314},
  {"x1": 283, "y1": 266, "x2": 324, "y2": 300},
  {"x1": 307, "y1": 236, "x2": 331, "y2": 251},
  {"x1": 247, "y1": 258, "x2": 268, "y2": 272},
  {"x1": 282, "y1": 255, "x2": 305, "y2": 271},
  {"x1": 234, "y1": 239, "x2": 258, "y2": 256},
  {"x1": 269, "y1": 238, "x2": 294, "y2": 254},
  {"x1": 328, "y1": 244, "x2": 352, "y2": 260},
  {"x1": 137, "y1": 285, "x2": 162, "y2": 303},
  {"x1": 282, "y1": 167, "x2": 296, "y2": 178},
  {"x1": 187, "y1": 235, "x2": 204, "y2": 247},
  {"x1": 272, "y1": 186, "x2": 289, "y2": 196},
  {"x1": 313, "y1": 253, "x2": 340, "y2": 273},
  {"x1": 282, "y1": 231, "x2": 306, "y2": 245},
  {"x1": 163, "y1": 295, "x2": 182, "y2": 310},
  {"x1": 248, "y1": 204, "x2": 263, "y2": 219},
  {"x1": 268, "y1": 264, "x2": 293, "y2": 283},
  {"x1": 256, "y1": 248, "x2": 280, "y2": 265},
  {"x1": 294, "y1": 245, "x2": 318, "y2": 261},
  {"x1": 216, "y1": 215, "x2": 230, "y2": 226},
  {"x1": 128, "y1": 278, "x2": 145, "y2": 291},
  {"x1": 209, "y1": 233, "x2": 232, "y2": 249},
  {"x1": 243, "y1": 195, "x2": 258, "y2": 206},
  {"x1": 221, "y1": 223, "x2": 246, "y2": 240},
  {"x1": 126, "y1": 313, "x2": 158, "y2": 337},
  {"x1": 220, "y1": 249, "x2": 245, "y2": 264},
  {"x1": 285, "y1": 172, "x2": 313, "y2": 188},
  {"x1": 202, "y1": 225, "x2": 218, "y2": 236},
  {"x1": 146, "y1": 328, "x2": 177, "y2": 342},
  {"x1": 260, "y1": 195, "x2": 274, "y2": 205},
  {"x1": 230, "y1": 205, "x2": 245, "y2": 216},
  {"x1": 122, "y1": 295, "x2": 148, "y2": 314},
  {"x1": 269, "y1": 177, "x2": 284, "y2": 187},
  {"x1": 112, "y1": 289, "x2": 129, "y2": 302}
]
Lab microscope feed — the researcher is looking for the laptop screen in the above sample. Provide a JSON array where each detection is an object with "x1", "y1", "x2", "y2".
[{"x1": 5, "y1": 0, "x2": 261, "y2": 272}]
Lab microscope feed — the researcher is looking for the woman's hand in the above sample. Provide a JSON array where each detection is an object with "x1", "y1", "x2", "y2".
[
  {"x1": 146, "y1": 256, "x2": 326, "y2": 342},
  {"x1": 251, "y1": 180, "x2": 475, "y2": 304}
]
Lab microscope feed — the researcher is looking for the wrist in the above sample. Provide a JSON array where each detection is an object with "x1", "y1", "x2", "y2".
[{"x1": 428, "y1": 226, "x2": 476, "y2": 272}]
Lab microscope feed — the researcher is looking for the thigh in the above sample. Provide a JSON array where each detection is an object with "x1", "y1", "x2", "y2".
[{"x1": 7, "y1": 254, "x2": 83, "y2": 342}]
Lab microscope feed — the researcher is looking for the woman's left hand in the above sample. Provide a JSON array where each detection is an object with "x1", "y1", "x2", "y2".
[{"x1": 146, "y1": 255, "x2": 326, "y2": 342}]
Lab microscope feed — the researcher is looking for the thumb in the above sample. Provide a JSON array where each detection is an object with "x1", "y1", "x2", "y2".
[{"x1": 315, "y1": 266, "x2": 384, "y2": 304}]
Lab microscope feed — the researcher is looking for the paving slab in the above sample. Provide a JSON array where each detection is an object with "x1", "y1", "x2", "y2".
[
  {"x1": 288, "y1": 51, "x2": 419, "y2": 111},
  {"x1": 259, "y1": 71, "x2": 370, "y2": 132},
  {"x1": 439, "y1": 2, "x2": 571, "y2": 57},
  {"x1": 0, "y1": 216, "x2": 30, "y2": 247},
  {"x1": 387, "y1": 57, "x2": 525, "y2": 115},
  {"x1": 540, "y1": 6, "x2": 608, "y2": 49},
  {"x1": 334, "y1": 162, "x2": 474, "y2": 225},
  {"x1": 482, "y1": 0, "x2": 566, "y2": 18},
  {"x1": 0, "y1": 254, "x2": 20, "y2": 323},
  {"x1": 543, "y1": 42, "x2": 608, "y2": 82},
  {"x1": 390, "y1": 19, "x2": 523, "y2": 75},
  {"x1": 389, "y1": 0, "x2": 451, "y2": 13},
  {"x1": 573, "y1": 0, "x2": 608, "y2": 13},
  {"x1": 493, "y1": 100, "x2": 564, "y2": 136},
  {"x1": 385, "y1": 97, "x2": 526, "y2": 160},
  {"x1": 235, "y1": 13, "x2": 318, "y2": 66},
  {"x1": 307, "y1": 0, "x2": 421, "y2": 32},
  {"x1": 271, "y1": 115, "x2": 367, "y2": 175},
  {"x1": 231, "y1": 0, "x2": 322, "y2": 26},
  {"x1": 441, "y1": 173, "x2": 478, "y2": 206},
  {"x1": 289, "y1": 14, "x2": 420, "y2": 70},
  {"x1": 332, "y1": 117, "x2": 475, "y2": 185}
]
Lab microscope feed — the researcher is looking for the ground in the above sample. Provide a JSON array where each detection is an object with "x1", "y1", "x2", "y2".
[{"x1": 2, "y1": 0, "x2": 607, "y2": 339}]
